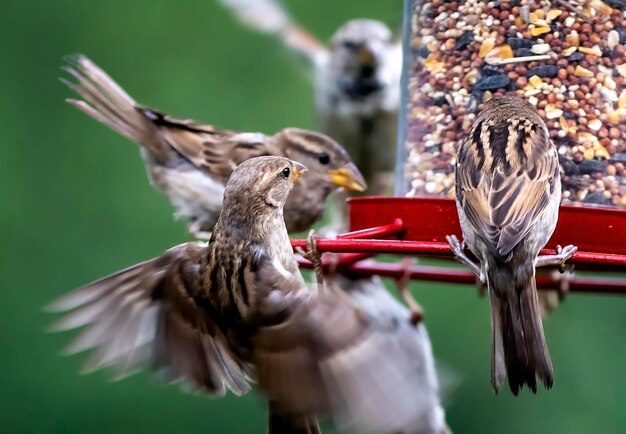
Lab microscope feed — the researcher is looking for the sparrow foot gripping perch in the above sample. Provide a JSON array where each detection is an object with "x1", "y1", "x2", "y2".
[
  {"x1": 445, "y1": 235, "x2": 484, "y2": 282},
  {"x1": 445, "y1": 234, "x2": 488, "y2": 297},
  {"x1": 301, "y1": 230, "x2": 366, "y2": 318},
  {"x1": 534, "y1": 245, "x2": 579, "y2": 269},
  {"x1": 293, "y1": 197, "x2": 626, "y2": 298}
]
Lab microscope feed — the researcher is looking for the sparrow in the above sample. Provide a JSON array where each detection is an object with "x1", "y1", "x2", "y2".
[
  {"x1": 221, "y1": 0, "x2": 401, "y2": 195},
  {"x1": 48, "y1": 156, "x2": 444, "y2": 434},
  {"x1": 61, "y1": 54, "x2": 366, "y2": 238},
  {"x1": 445, "y1": 96, "x2": 577, "y2": 394},
  {"x1": 327, "y1": 273, "x2": 451, "y2": 434},
  {"x1": 304, "y1": 224, "x2": 451, "y2": 434}
]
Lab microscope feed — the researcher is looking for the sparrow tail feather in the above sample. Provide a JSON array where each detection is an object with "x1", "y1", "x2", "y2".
[
  {"x1": 488, "y1": 262, "x2": 553, "y2": 395},
  {"x1": 62, "y1": 54, "x2": 170, "y2": 163}
]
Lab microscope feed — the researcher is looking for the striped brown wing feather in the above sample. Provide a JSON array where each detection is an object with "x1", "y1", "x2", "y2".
[
  {"x1": 252, "y1": 265, "x2": 443, "y2": 434},
  {"x1": 456, "y1": 116, "x2": 559, "y2": 257},
  {"x1": 63, "y1": 54, "x2": 273, "y2": 183},
  {"x1": 47, "y1": 242, "x2": 251, "y2": 396},
  {"x1": 253, "y1": 290, "x2": 363, "y2": 418},
  {"x1": 490, "y1": 158, "x2": 557, "y2": 256},
  {"x1": 137, "y1": 109, "x2": 274, "y2": 182},
  {"x1": 63, "y1": 54, "x2": 172, "y2": 164}
]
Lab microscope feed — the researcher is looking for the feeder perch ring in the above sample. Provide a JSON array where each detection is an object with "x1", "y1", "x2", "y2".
[{"x1": 291, "y1": 197, "x2": 626, "y2": 296}]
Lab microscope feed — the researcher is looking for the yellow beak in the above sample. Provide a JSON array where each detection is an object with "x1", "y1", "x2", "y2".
[
  {"x1": 328, "y1": 162, "x2": 367, "y2": 192},
  {"x1": 291, "y1": 162, "x2": 308, "y2": 183},
  {"x1": 357, "y1": 45, "x2": 377, "y2": 66}
]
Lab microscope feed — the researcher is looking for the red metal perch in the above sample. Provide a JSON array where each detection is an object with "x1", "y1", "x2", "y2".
[{"x1": 291, "y1": 197, "x2": 626, "y2": 295}]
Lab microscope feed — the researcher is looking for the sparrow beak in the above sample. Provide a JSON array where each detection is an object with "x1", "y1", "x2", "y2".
[
  {"x1": 328, "y1": 162, "x2": 367, "y2": 192},
  {"x1": 357, "y1": 43, "x2": 379, "y2": 67},
  {"x1": 291, "y1": 162, "x2": 308, "y2": 183}
]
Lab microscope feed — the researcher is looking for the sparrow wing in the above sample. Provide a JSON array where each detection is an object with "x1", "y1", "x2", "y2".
[
  {"x1": 62, "y1": 54, "x2": 172, "y2": 164},
  {"x1": 135, "y1": 109, "x2": 274, "y2": 182},
  {"x1": 456, "y1": 117, "x2": 559, "y2": 257},
  {"x1": 220, "y1": 0, "x2": 329, "y2": 68},
  {"x1": 47, "y1": 242, "x2": 252, "y2": 396},
  {"x1": 63, "y1": 54, "x2": 273, "y2": 182},
  {"x1": 252, "y1": 265, "x2": 445, "y2": 434}
]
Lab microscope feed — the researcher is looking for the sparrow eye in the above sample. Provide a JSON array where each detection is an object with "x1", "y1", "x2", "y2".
[
  {"x1": 317, "y1": 153, "x2": 331, "y2": 165},
  {"x1": 281, "y1": 167, "x2": 291, "y2": 178},
  {"x1": 342, "y1": 40, "x2": 358, "y2": 50}
]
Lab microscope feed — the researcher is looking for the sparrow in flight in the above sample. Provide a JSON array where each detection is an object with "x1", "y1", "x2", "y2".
[
  {"x1": 221, "y1": 0, "x2": 401, "y2": 195},
  {"x1": 49, "y1": 156, "x2": 444, "y2": 433},
  {"x1": 62, "y1": 55, "x2": 366, "y2": 238}
]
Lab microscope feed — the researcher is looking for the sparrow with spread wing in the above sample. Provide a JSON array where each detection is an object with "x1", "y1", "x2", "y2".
[
  {"x1": 325, "y1": 272, "x2": 451, "y2": 434},
  {"x1": 49, "y1": 156, "x2": 447, "y2": 434},
  {"x1": 221, "y1": 0, "x2": 402, "y2": 195},
  {"x1": 299, "y1": 224, "x2": 451, "y2": 433},
  {"x1": 61, "y1": 55, "x2": 366, "y2": 238},
  {"x1": 446, "y1": 97, "x2": 577, "y2": 394}
]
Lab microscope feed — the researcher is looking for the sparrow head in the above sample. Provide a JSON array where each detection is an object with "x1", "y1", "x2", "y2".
[
  {"x1": 275, "y1": 128, "x2": 367, "y2": 193},
  {"x1": 460, "y1": 95, "x2": 552, "y2": 177},
  {"x1": 474, "y1": 96, "x2": 548, "y2": 148},
  {"x1": 480, "y1": 95, "x2": 537, "y2": 119},
  {"x1": 223, "y1": 156, "x2": 307, "y2": 212},
  {"x1": 329, "y1": 19, "x2": 392, "y2": 83}
]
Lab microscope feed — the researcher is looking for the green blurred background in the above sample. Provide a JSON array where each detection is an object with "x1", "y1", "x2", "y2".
[{"x1": 2, "y1": 1, "x2": 625, "y2": 433}]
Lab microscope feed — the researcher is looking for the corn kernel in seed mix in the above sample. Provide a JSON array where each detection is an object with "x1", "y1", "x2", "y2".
[{"x1": 403, "y1": 0, "x2": 626, "y2": 208}]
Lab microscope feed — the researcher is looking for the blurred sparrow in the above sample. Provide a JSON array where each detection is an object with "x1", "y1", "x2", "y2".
[
  {"x1": 307, "y1": 225, "x2": 451, "y2": 433},
  {"x1": 49, "y1": 156, "x2": 444, "y2": 434},
  {"x1": 446, "y1": 97, "x2": 577, "y2": 394},
  {"x1": 328, "y1": 273, "x2": 451, "y2": 434},
  {"x1": 62, "y1": 54, "x2": 366, "y2": 238},
  {"x1": 221, "y1": 0, "x2": 401, "y2": 195}
]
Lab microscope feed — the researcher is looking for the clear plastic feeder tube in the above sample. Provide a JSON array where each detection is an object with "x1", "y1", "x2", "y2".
[{"x1": 397, "y1": 0, "x2": 626, "y2": 208}]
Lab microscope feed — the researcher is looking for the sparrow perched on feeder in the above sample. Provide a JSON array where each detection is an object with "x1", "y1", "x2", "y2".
[
  {"x1": 446, "y1": 96, "x2": 577, "y2": 394},
  {"x1": 62, "y1": 54, "x2": 366, "y2": 238},
  {"x1": 48, "y1": 156, "x2": 443, "y2": 434},
  {"x1": 221, "y1": 0, "x2": 401, "y2": 195}
]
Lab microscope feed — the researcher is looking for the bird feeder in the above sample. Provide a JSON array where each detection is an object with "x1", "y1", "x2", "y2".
[{"x1": 292, "y1": 0, "x2": 626, "y2": 296}]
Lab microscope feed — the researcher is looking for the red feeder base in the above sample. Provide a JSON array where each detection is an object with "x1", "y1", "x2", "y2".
[{"x1": 291, "y1": 197, "x2": 626, "y2": 295}]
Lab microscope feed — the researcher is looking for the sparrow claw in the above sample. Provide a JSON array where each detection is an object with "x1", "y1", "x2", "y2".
[
  {"x1": 535, "y1": 244, "x2": 578, "y2": 269},
  {"x1": 445, "y1": 235, "x2": 464, "y2": 256},
  {"x1": 394, "y1": 257, "x2": 424, "y2": 326},
  {"x1": 557, "y1": 244, "x2": 578, "y2": 262},
  {"x1": 446, "y1": 235, "x2": 484, "y2": 283}
]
